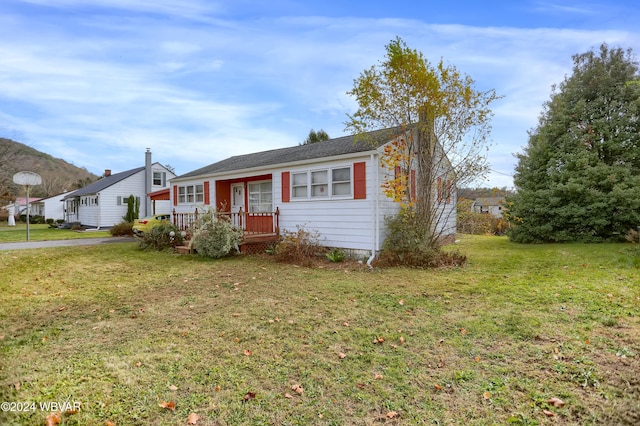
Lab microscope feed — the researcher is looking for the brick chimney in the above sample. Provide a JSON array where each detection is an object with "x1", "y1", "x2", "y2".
[{"x1": 104, "y1": 169, "x2": 111, "y2": 177}]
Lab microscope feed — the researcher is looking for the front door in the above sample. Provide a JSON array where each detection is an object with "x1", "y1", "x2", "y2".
[{"x1": 231, "y1": 183, "x2": 245, "y2": 228}]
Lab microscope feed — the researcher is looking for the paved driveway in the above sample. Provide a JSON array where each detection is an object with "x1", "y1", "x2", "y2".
[{"x1": 0, "y1": 237, "x2": 136, "y2": 251}]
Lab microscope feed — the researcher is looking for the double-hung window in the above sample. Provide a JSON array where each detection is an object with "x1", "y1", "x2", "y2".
[
  {"x1": 291, "y1": 166, "x2": 351, "y2": 199},
  {"x1": 178, "y1": 184, "x2": 204, "y2": 204},
  {"x1": 248, "y1": 181, "x2": 273, "y2": 212}
]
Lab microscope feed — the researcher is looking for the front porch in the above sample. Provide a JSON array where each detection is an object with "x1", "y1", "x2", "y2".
[{"x1": 171, "y1": 207, "x2": 280, "y2": 251}]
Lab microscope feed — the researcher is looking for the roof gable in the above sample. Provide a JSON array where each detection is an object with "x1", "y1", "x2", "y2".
[{"x1": 176, "y1": 127, "x2": 401, "y2": 179}]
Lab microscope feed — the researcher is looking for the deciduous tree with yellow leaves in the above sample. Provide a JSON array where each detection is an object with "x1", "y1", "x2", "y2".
[{"x1": 345, "y1": 37, "x2": 500, "y2": 250}]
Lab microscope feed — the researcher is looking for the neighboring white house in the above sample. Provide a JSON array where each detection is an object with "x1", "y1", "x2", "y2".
[
  {"x1": 471, "y1": 196, "x2": 505, "y2": 218},
  {"x1": 62, "y1": 149, "x2": 175, "y2": 228},
  {"x1": 170, "y1": 128, "x2": 457, "y2": 256},
  {"x1": 30, "y1": 192, "x2": 68, "y2": 222}
]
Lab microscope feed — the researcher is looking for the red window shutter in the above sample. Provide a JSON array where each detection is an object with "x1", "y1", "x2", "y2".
[
  {"x1": 354, "y1": 162, "x2": 366, "y2": 200},
  {"x1": 410, "y1": 169, "x2": 416, "y2": 202},
  {"x1": 204, "y1": 181, "x2": 210, "y2": 205},
  {"x1": 446, "y1": 179, "x2": 452, "y2": 204},
  {"x1": 437, "y1": 177, "x2": 442, "y2": 203},
  {"x1": 281, "y1": 171, "x2": 290, "y2": 203},
  {"x1": 394, "y1": 165, "x2": 401, "y2": 179},
  {"x1": 173, "y1": 185, "x2": 178, "y2": 206}
]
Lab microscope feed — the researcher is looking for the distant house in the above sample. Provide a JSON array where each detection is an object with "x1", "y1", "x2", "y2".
[
  {"x1": 170, "y1": 127, "x2": 456, "y2": 256},
  {"x1": 471, "y1": 196, "x2": 505, "y2": 218},
  {"x1": 62, "y1": 149, "x2": 175, "y2": 228},
  {"x1": 3, "y1": 197, "x2": 43, "y2": 216},
  {"x1": 30, "y1": 192, "x2": 68, "y2": 222}
]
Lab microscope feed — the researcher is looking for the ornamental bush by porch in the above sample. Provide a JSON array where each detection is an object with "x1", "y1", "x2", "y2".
[{"x1": 191, "y1": 213, "x2": 242, "y2": 259}]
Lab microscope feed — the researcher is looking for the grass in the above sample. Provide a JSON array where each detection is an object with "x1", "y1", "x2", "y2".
[
  {"x1": 0, "y1": 235, "x2": 638, "y2": 425},
  {"x1": 0, "y1": 222, "x2": 111, "y2": 242}
]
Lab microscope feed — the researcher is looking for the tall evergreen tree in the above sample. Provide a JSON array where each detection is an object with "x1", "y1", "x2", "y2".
[{"x1": 507, "y1": 44, "x2": 640, "y2": 242}]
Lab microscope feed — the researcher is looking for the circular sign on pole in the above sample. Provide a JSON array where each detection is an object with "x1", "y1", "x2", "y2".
[
  {"x1": 13, "y1": 171, "x2": 43, "y2": 186},
  {"x1": 12, "y1": 171, "x2": 42, "y2": 241}
]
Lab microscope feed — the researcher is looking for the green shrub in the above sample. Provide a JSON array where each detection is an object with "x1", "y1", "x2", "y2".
[
  {"x1": 326, "y1": 248, "x2": 347, "y2": 263},
  {"x1": 274, "y1": 225, "x2": 323, "y2": 266},
  {"x1": 110, "y1": 221, "x2": 134, "y2": 236},
  {"x1": 379, "y1": 207, "x2": 466, "y2": 268},
  {"x1": 137, "y1": 223, "x2": 183, "y2": 251},
  {"x1": 190, "y1": 214, "x2": 242, "y2": 259}
]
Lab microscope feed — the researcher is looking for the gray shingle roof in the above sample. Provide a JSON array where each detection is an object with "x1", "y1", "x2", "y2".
[
  {"x1": 63, "y1": 167, "x2": 144, "y2": 199},
  {"x1": 176, "y1": 127, "x2": 400, "y2": 179}
]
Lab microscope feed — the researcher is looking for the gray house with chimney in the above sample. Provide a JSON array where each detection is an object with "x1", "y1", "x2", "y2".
[{"x1": 62, "y1": 149, "x2": 175, "y2": 228}]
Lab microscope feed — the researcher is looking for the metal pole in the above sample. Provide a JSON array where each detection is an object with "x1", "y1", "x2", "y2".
[{"x1": 26, "y1": 185, "x2": 30, "y2": 241}]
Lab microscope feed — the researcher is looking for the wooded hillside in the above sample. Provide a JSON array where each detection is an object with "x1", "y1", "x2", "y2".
[{"x1": 0, "y1": 138, "x2": 98, "y2": 203}]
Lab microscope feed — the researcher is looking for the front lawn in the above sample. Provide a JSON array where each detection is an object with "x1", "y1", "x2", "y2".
[
  {"x1": 0, "y1": 222, "x2": 111, "y2": 242},
  {"x1": 0, "y1": 236, "x2": 638, "y2": 425}
]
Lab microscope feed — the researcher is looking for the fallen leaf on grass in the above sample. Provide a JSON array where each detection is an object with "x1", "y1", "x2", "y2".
[
  {"x1": 104, "y1": 421, "x2": 116, "y2": 426},
  {"x1": 386, "y1": 411, "x2": 399, "y2": 419},
  {"x1": 399, "y1": 336, "x2": 405, "y2": 344},
  {"x1": 548, "y1": 397, "x2": 565, "y2": 407},
  {"x1": 169, "y1": 384, "x2": 178, "y2": 391},
  {"x1": 338, "y1": 352, "x2": 346, "y2": 359},
  {"x1": 292, "y1": 384, "x2": 304, "y2": 394},
  {"x1": 45, "y1": 413, "x2": 61, "y2": 425},
  {"x1": 187, "y1": 413, "x2": 200, "y2": 424},
  {"x1": 135, "y1": 361, "x2": 142, "y2": 367},
  {"x1": 483, "y1": 391, "x2": 491, "y2": 400},
  {"x1": 374, "y1": 373, "x2": 383, "y2": 380},
  {"x1": 215, "y1": 385, "x2": 221, "y2": 392},
  {"x1": 158, "y1": 401, "x2": 176, "y2": 411},
  {"x1": 284, "y1": 393, "x2": 295, "y2": 399},
  {"x1": 542, "y1": 409, "x2": 555, "y2": 417},
  {"x1": 243, "y1": 391, "x2": 256, "y2": 402},
  {"x1": 460, "y1": 328, "x2": 467, "y2": 335},
  {"x1": 244, "y1": 349, "x2": 252, "y2": 356},
  {"x1": 434, "y1": 384, "x2": 443, "y2": 391}
]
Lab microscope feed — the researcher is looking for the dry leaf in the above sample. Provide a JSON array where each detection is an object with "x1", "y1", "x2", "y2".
[
  {"x1": 135, "y1": 361, "x2": 142, "y2": 367},
  {"x1": 243, "y1": 391, "x2": 256, "y2": 402},
  {"x1": 386, "y1": 411, "x2": 399, "y2": 419},
  {"x1": 474, "y1": 356, "x2": 481, "y2": 362},
  {"x1": 58, "y1": 306, "x2": 66, "y2": 311},
  {"x1": 45, "y1": 413, "x2": 61, "y2": 426},
  {"x1": 542, "y1": 409, "x2": 555, "y2": 417},
  {"x1": 169, "y1": 384, "x2": 178, "y2": 391},
  {"x1": 343, "y1": 321, "x2": 349, "y2": 327},
  {"x1": 399, "y1": 336, "x2": 405, "y2": 344},
  {"x1": 187, "y1": 413, "x2": 200, "y2": 424},
  {"x1": 292, "y1": 384, "x2": 304, "y2": 394},
  {"x1": 284, "y1": 393, "x2": 295, "y2": 399},
  {"x1": 158, "y1": 401, "x2": 176, "y2": 411},
  {"x1": 434, "y1": 383, "x2": 443, "y2": 391},
  {"x1": 398, "y1": 299, "x2": 405, "y2": 305},
  {"x1": 483, "y1": 391, "x2": 491, "y2": 400},
  {"x1": 338, "y1": 352, "x2": 346, "y2": 359},
  {"x1": 14, "y1": 382, "x2": 20, "y2": 390},
  {"x1": 374, "y1": 373, "x2": 383, "y2": 380},
  {"x1": 548, "y1": 397, "x2": 565, "y2": 407},
  {"x1": 104, "y1": 421, "x2": 116, "y2": 426},
  {"x1": 244, "y1": 349, "x2": 252, "y2": 356},
  {"x1": 460, "y1": 328, "x2": 467, "y2": 335}
]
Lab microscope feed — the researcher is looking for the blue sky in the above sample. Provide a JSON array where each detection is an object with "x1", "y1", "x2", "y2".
[{"x1": 1, "y1": 0, "x2": 639, "y2": 188}]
